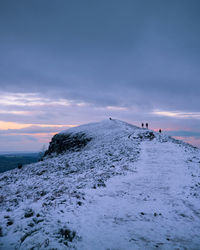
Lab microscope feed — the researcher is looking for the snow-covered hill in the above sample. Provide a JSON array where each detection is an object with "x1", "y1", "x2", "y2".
[{"x1": 0, "y1": 119, "x2": 200, "y2": 249}]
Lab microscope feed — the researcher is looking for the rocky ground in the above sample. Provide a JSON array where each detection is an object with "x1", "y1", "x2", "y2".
[{"x1": 0, "y1": 119, "x2": 200, "y2": 249}]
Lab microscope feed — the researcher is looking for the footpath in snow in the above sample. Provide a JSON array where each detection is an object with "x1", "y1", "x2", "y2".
[{"x1": 71, "y1": 140, "x2": 200, "y2": 249}]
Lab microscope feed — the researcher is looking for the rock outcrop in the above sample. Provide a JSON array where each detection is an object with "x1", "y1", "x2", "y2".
[{"x1": 44, "y1": 132, "x2": 92, "y2": 156}]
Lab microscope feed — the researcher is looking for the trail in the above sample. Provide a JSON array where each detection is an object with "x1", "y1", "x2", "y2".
[{"x1": 73, "y1": 141, "x2": 200, "y2": 250}]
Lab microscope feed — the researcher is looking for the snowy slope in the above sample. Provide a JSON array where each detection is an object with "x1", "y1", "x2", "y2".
[{"x1": 0, "y1": 119, "x2": 200, "y2": 250}]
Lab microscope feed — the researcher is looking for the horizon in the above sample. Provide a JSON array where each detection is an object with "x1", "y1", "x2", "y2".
[
  {"x1": 0, "y1": 119, "x2": 199, "y2": 153},
  {"x1": 0, "y1": 0, "x2": 200, "y2": 151}
]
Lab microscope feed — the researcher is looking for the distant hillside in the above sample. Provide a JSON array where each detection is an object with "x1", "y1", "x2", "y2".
[
  {"x1": 0, "y1": 119, "x2": 200, "y2": 249},
  {"x1": 0, "y1": 153, "x2": 41, "y2": 173}
]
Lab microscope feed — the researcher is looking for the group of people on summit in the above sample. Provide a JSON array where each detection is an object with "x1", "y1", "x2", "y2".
[
  {"x1": 108, "y1": 118, "x2": 161, "y2": 133},
  {"x1": 141, "y1": 123, "x2": 148, "y2": 129},
  {"x1": 141, "y1": 123, "x2": 162, "y2": 133}
]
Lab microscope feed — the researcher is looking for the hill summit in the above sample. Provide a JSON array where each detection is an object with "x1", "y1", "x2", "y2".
[{"x1": 0, "y1": 119, "x2": 200, "y2": 249}]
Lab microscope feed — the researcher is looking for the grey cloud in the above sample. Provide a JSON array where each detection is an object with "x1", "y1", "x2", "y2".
[
  {"x1": 0, "y1": 0, "x2": 200, "y2": 150},
  {"x1": 0, "y1": 0, "x2": 200, "y2": 111},
  {"x1": 0, "y1": 126, "x2": 70, "y2": 135},
  {"x1": 0, "y1": 134, "x2": 37, "y2": 143},
  {"x1": 0, "y1": 134, "x2": 40, "y2": 151}
]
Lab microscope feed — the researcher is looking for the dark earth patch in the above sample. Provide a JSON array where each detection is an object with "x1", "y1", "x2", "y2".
[{"x1": 44, "y1": 132, "x2": 92, "y2": 156}]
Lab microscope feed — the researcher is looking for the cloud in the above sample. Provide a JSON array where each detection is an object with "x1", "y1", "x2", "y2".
[
  {"x1": 0, "y1": 134, "x2": 39, "y2": 151},
  {"x1": 0, "y1": 110, "x2": 31, "y2": 115},
  {"x1": 0, "y1": 92, "x2": 80, "y2": 107},
  {"x1": 152, "y1": 110, "x2": 200, "y2": 120},
  {"x1": 0, "y1": 0, "x2": 199, "y2": 111},
  {"x1": 0, "y1": 125, "x2": 72, "y2": 135}
]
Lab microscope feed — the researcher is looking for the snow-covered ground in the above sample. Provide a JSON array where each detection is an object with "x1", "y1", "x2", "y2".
[{"x1": 0, "y1": 119, "x2": 200, "y2": 249}]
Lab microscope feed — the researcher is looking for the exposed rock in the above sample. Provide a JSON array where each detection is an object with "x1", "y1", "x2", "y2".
[
  {"x1": 44, "y1": 132, "x2": 92, "y2": 156},
  {"x1": 130, "y1": 131, "x2": 155, "y2": 141},
  {"x1": 24, "y1": 208, "x2": 34, "y2": 218}
]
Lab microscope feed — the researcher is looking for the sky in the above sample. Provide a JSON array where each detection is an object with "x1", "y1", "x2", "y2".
[{"x1": 0, "y1": 0, "x2": 200, "y2": 151}]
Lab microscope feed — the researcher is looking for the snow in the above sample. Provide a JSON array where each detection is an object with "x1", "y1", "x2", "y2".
[{"x1": 0, "y1": 119, "x2": 200, "y2": 249}]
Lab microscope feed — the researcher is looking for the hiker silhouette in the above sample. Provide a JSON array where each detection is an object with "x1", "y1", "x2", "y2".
[{"x1": 146, "y1": 123, "x2": 148, "y2": 129}]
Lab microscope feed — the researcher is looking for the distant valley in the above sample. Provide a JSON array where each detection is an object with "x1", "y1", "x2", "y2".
[{"x1": 0, "y1": 153, "x2": 41, "y2": 173}]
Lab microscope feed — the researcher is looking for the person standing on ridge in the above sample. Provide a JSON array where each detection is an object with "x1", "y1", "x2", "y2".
[
  {"x1": 146, "y1": 123, "x2": 148, "y2": 129},
  {"x1": 159, "y1": 129, "x2": 162, "y2": 133},
  {"x1": 141, "y1": 123, "x2": 144, "y2": 128}
]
